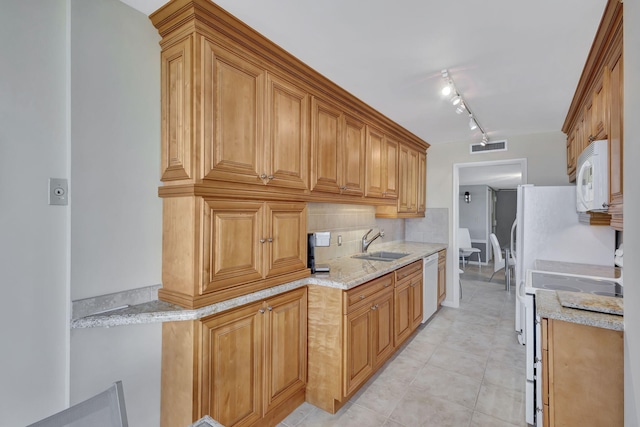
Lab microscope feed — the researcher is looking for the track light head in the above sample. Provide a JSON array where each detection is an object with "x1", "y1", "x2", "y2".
[
  {"x1": 469, "y1": 115, "x2": 478, "y2": 130},
  {"x1": 451, "y1": 95, "x2": 462, "y2": 106},
  {"x1": 455, "y1": 102, "x2": 466, "y2": 114}
]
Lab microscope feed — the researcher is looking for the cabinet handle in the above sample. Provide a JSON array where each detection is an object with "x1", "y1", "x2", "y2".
[
  {"x1": 267, "y1": 175, "x2": 275, "y2": 180},
  {"x1": 259, "y1": 308, "x2": 265, "y2": 314},
  {"x1": 360, "y1": 295, "x2": 366, "y2": 300},
  {"x1": 260, "y1": 239, "x2": 266, "y2": 243},
  {"x1": 384, "y1": 283, "x2": 390, "y2": 288},
  {"x1": 602, "y1": 202, "x2": 609, "y2": 208},
  {"x1": 267, "y1": 237, "x2": 273, "y2": 243},
  {"x1": 340, "y1": 186, "x2": 348, "y2": 191},
  {"x1": 371, "y1": 304, "x2": 378, "y2": 310},
  {"x1": 259, "y1": 173, "x2": 267, "y2": 179},
  {"x1": 267, "y1": 306, "x2": 273, "y2": 311},
  {"x1": 589, "y1": 135, "x2": 595, "y2": 142}
]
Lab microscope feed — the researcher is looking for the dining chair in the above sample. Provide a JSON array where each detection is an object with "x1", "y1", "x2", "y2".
[
  {"x1": 27, "y1": 381, "x2": 128, "y2": 427},
  {"x1": 489, "y1": 233, "x2": 515, "y2": 285},
  {"x1": 458, "y1": 228, "x2": 482, "y2": 270}
]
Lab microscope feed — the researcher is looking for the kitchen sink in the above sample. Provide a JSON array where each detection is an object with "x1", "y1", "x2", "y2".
[{"x1": 352, "y1": 251, "x2": 410, "y2": 262}]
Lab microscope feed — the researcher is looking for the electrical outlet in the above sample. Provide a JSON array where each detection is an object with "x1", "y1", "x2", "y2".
[
  {"x1": 49, "y1": 178, "x2": 68, "y2": 206},
  {"x1": 338, "y1": 235, "x2": 342, "y2": 246}
]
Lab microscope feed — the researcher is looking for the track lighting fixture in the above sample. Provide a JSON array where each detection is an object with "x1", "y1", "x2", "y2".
[{"x1": 441, "y1": 69, "x2": 489, "y2": 145}]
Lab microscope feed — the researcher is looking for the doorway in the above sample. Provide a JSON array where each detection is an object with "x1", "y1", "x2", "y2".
[{"x1": 451, "y1": 159, "x2": 527, "y2": 306}]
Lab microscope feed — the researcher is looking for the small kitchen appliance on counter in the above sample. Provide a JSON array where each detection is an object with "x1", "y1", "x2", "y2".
[{"x1": 308, "y1": 232, "x2": 330, "y2": 273}]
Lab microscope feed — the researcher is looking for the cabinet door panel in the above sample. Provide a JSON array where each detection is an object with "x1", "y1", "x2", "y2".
[
  {"x1": 310, "y1": 97, "x2": 342, "y2": 193},
  {"x1": 342, "y1": 114, "x2": 366, "y2": 195},
  {"x1": 372, "y1": 290, "x2": 394, "y2": 367},
  {"x1": 201, "y1": 303, "x2": 263, "y2": 427},
  {"x1": 264, "y1": 288, "x2": 307, "y2": 414},
  {"x1": 160, "y1": 36, "x2": 192, "y2": 181},
  {"x1": 365, "y1": 126, "x2": 385, "y2": 198},
  {"x1": 203, "y1": 201, "x2": 264, "y2": 293},
  {"x1": 417, "y1": 152, "x2": 426, "y2": 213},
  {"x1": 609, "y1": 51, "x2": 623, "y2": 210},
  {"x1": 438, "y1": 251, "x2": 446, "y2": 305},
  {"x1": 203, "y1": 40, "x2": 265, "y2": 184},
  {"x1": 394, "y1": 282, "x2": 411, "y2": 345},
  {"x1": 384, "y1": 138, "x2": 399, "y2": 199},
  {"x1": 266, "y1": 74, "x2": 309, "y2": 190},
  {"x1": 410, "y1": 276, "x2": 423, "y2": 330},
  {"x1": 344, "y1": 305, "x2": 373, "y2": 395},
  {"x1": 264, "y1": 203, "x2": 307, "y2": 277}
]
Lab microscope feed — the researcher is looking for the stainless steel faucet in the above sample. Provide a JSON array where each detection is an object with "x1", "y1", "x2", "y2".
[{"x1": 361, "y1": 229, "x2": 384, "y2": 252}]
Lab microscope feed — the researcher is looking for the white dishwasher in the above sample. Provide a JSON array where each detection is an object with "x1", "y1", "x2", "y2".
[{"x1": 422, "y1": 253, "x2": 439, "y2": 323}]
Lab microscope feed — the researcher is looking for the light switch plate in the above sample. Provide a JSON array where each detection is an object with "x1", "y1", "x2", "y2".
[{"x1": 49, "y1": 178, "x2": 68, "y2": 206}]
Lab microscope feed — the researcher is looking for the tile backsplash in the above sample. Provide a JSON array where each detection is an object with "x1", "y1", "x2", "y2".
[
  {"x1": 405, "y1": 208, "x2": 449, "y2": 244},
  {"x1": 307, "y1": 203, "x2": 404, "y2": 262}
]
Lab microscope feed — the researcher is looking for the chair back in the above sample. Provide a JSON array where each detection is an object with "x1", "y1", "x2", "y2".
[
  {"x1": 27, "y1": 381, "x2": 128, "y2": 427},
  {"x1": 458, "y1": 228, "x2": 473, "y2": 249},
  {"x1": 490, "y1": 233, "x2": 505, "y2": 272}
]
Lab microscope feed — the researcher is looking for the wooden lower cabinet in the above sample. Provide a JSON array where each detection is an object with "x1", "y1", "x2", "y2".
[
  {"x1": 393, "y1": 261, "x2": 423, "y2": 346},
  {"x1": 161, "y1": 287, "x2": 307, "y2": 427},
  {"x1": 437, "y1": 250, "x2": 446, "y2": 305},
  {"x1": 307, "y1": 272, "x2": 402, "y2": 413},
  {"x1": 307, "y1": 263, "x2": 425, "y2": 414},
  {"x1": 541, "y1": 318, "x2": 623, "y2": 427}
]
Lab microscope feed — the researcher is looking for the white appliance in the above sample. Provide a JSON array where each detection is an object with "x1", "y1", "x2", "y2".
[
  {"x1": 422, "y1": 253, "x2": 439, "y2": 322},
  {"x1": 524, "y1": 270, "x2": 622, "y2": 426},
  {"x1": 512, "y1": 185, "x2": 615, "y2": 344},
  {"x1": 576, "y1": 139, "x2": 609, "y2": 212}
]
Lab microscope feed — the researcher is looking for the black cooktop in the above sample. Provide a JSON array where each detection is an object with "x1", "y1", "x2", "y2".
[{"x1": 530, "y1": 272, "x2": 623, "y2": 298}]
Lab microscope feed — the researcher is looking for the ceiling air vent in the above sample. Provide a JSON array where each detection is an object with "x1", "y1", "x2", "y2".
[{"x1": 470, "y1": 139, "x2": 507, "y2": 154}]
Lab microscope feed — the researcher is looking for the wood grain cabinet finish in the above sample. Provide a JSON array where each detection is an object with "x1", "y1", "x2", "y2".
[
  {"x1": 152, "y1": 0, "x2": 428, "y2": 202},
  {"x1": 310, "y1": 97, "x2": 366, "y2": 196},
  {"x1": 307, "y1": 272, "x2": 401, "y2": 414},
  {"x1": 365, "y1": 126, "x2": 398, "y2": 199},
  {"x1": 159, "y1": 198, "x2": 308, "y2": 309},
  {"x1": 563, "y1": 0, "x2": 623, "y2": 229},
  {"x1": 540, "y1": 318, "x2": 623, "y2": 427},
  {"x1": 393, "y1": 260, "x2": 423, "y2": 346},
  {"x1": 161, "y1": 287, "x2": 307, "y2": 427},
  {"x1": 437, "y1": 250, "x2": 446, "y2": 305}
]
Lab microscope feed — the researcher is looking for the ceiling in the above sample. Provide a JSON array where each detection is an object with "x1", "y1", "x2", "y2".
[
  {"x1": 459, "y1": 163, "x2": 523, "y2": 190},
  {"x1": 121, "y1": 0, "x2": 606, "y2": 146}
]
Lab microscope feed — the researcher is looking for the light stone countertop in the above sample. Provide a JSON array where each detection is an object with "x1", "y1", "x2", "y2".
[
  {"x1": 71, "y1": 241, "x2": 447, "y2": 329},
  {"x1": 535, "y1": 290, "x2": 623, "y2": 331},
  {"x1": 533, "y1": 259, "x2": 621, "y2": 280}
]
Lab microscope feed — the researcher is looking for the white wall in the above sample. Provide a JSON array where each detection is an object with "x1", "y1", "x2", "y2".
[
  {"x1": 0, "y1": 1, "x2": 70, "y2": 424},
  {"x1": 624, "y1": 1, "x2": 640, "y2": 425},
  {"x1": 68, "y1": 1, "x2": 162, "y2": 426},
  {"x1": 426, "y1": 131, "x2": 569, "y2": 305}
]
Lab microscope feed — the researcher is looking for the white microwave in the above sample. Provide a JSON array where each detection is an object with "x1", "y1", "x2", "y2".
[{"x1": 576, "y1": 139, "x2": 609, "y2": 212}]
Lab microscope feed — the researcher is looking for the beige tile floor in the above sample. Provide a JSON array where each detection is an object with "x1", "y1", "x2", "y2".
[{"x1": 280, "y1": 262, "x2": 528, "y2": 427}]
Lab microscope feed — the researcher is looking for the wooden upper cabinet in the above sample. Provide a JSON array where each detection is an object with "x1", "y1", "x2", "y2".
[
  {"x1": 417, "y1": 151, "x2": 426, "y2": 214},
  {"x1": 202, "y1": 39, "x2": 265, "y2": 185},
  {"x1": 265, "y1": 73, "x2": 310, "y2": 190},
  {"x1": 562, "y1": 0, "x2": 622, "y2": 230},
  {"x1": 310, "y1": 97, "x2": 342, "y2": 194},
  {"x1": 365, "y1": 127, "x2": 398, "y2": 199},
  {"x1": 608, "y1": 40, "x2": 623, "y2": 228},
  {"x1": 342, "y1": 114, "x2": 366, "y2": 196},
  {"x1": 310, "y1": 98, "x2": 365, "y2": 196},
  {"x1": 160, "y1": 36, "x2": 193, "y2": 182},
  {"x1": 398, "y1": 144, "x2": 419, "y2": 214}
]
